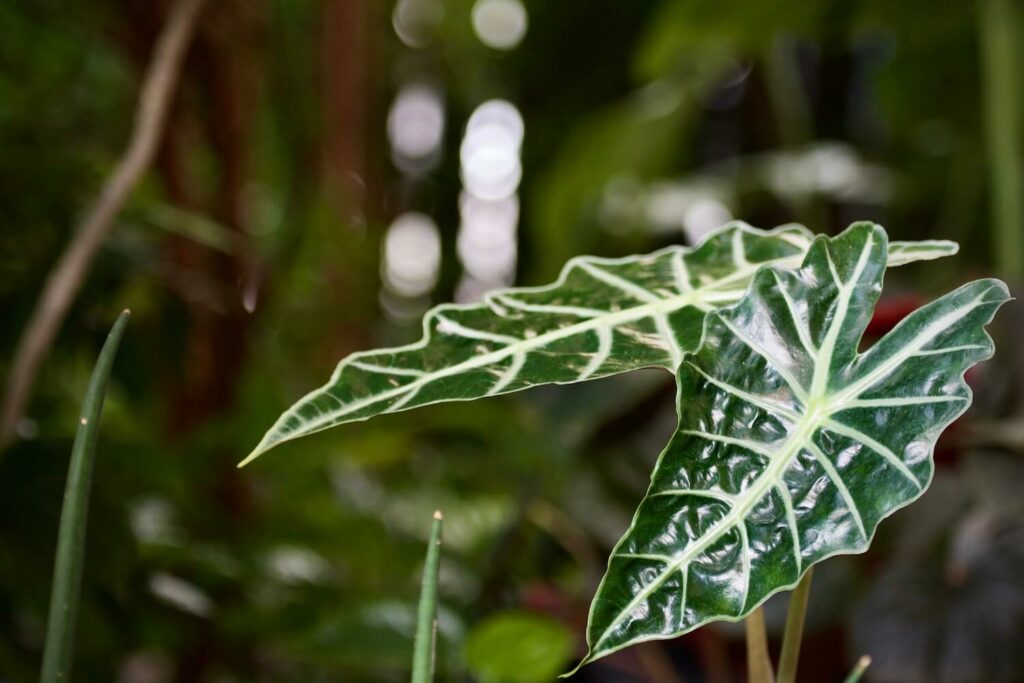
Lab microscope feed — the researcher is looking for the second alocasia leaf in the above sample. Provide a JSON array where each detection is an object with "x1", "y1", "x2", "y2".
[
  {"x1": 242, "y1": 223, "x2": 954, "y2": 464},
  {"x1": 579, "y1": 225, "x2": 1008, "y2": 664}
]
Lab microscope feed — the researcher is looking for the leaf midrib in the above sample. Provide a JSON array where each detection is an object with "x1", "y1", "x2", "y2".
[
  {"x1": 592, "y1": 401, "x2": 822, "y2": 653},
  {"x1": 590, "y1": 237, "x2": 986, "y2": 655},
  {"x1": 592, "y1": 237, "x2": 876, "y2": 654}
]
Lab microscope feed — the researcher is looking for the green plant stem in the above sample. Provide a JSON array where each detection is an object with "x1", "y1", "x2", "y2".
[
  {"x1": 776, "y1": 567, "x2": 813, "y2": 683},
  {"x1": 980, "y1": 0, "x2": 1024, "y2": 281},
  {"x1": 744, "y1": 607, "x2": 774, "y2": 683},
  {"x1": 764, "y1": 34, "x2": 825, "y2": 231},
  {"x1": 40, "y1": 310, "x2": 130, "y2": 683},
  {"x1": 843, "y1": 655, "x2": 872, "y2": 683},
  {"x1": 765, "y1": 35, "x2": 813, "y2": 150},
  {"x1": 411, "y1": 510, "x2": 443, "y2": 683}
]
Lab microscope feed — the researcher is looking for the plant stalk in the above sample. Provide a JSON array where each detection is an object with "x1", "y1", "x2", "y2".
[
  {"x1": 776, "y1": 567, "x2": 814, "y2": 683},
  {"x1": 980, "y1": 0, "x2": 1024, "y2": 281},
  {"x1": 744, "y1": 606, "x2": 775, "y2": 683},
  {"x1": 411, "y1": 510, "x2": 443, "y2": 683},
  {"x1": 40, "y1": 310, "x2": 130, "y2": 683},
  {"x1": 764, "y1": 34, "x2": 825, "y2": 231},
  {"x1": 765, "y1": 34, "x2": 814, "y2": 150}
]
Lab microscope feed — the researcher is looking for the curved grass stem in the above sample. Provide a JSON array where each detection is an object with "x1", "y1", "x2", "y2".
[{"x1": 40, "y1": 310, "x2": 130, "y2": 683}]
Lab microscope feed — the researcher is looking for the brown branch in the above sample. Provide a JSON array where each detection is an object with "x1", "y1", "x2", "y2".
[{"x1": 0, "y1": 0, "x2": 208, "y2": 448}]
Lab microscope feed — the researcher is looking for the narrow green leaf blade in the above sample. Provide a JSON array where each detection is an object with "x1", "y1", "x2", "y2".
[
  {"x1": 243, "y1": 223, "x2": 954, "y2": 465},
  {"x1": 580, "y1": 225, "x2": 1008, "y2": 665},
  {"x1": 411, "y1": 511, "x2": 443, "y2": 683},
  {"x1": 843, "y1": 655, "x2": 872, "y2": 683},
  {"x1": 40, "y1": 310, "x2": 130, "y2": 683}
]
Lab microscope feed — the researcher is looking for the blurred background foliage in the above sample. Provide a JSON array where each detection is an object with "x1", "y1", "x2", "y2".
[{"x1": 0, "y1": 0, "x2": 1022, "y2": 681}]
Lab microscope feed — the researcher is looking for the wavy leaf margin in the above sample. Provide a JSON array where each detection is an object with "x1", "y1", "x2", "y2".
[{"x1": 575, "y1": 225, "x2": 1007, "y2": 667}]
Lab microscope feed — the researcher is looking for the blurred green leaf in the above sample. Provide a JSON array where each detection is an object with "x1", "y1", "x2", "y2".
[
  {"x1": 463, "y1": 610, "x2": 574, "y2": 683},
  {"x1": 282, "y1": 599, "x2": 465, "y2": 674},
  {"x1": 529, "y1": 79, "x2": 698, "y2": 279}
]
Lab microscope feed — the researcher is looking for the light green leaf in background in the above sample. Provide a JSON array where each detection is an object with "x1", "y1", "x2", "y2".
[
  {"x1": 578, "y1": 225, "x2": 1008, "y2": 665},
  {"x1": 463, "y1": 611, "x2": 574, "y2": 683},
  {"x1": 242, "y1": 222, "x2": 955, "y2": 464}
]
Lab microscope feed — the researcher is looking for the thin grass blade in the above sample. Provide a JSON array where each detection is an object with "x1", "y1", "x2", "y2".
[
  {"x1": 40, "y1": 310, "x2": 130, "y2": 683},
  {"x1": 843, "y1": 655, "x2": 872, "y2": 683},
  {"x1": 411, "y1": 510, "x2": 443, "y2": 683}
]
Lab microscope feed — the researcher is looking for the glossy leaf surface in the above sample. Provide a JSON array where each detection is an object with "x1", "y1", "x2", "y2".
[
  {"x1": 243, "y1": 223, "x2": 955, "y2": 464},
  {"x1": 580, "y1": 225, "x2": 1008, "y2": 664}
]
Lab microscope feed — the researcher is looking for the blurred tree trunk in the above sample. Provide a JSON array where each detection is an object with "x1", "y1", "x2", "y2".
[
  {"x1": 316, "y1": 0, "x2": 380, "y2": 364},
  {"x1": 167, "y1": 5, "x2": 259, "y2": 434},
  {"x1": 321, "y1": 0, "x2": 369, "y2": 208},
  {"x1": 123, "y1": 1, "x2": 263, "y2": 679}
]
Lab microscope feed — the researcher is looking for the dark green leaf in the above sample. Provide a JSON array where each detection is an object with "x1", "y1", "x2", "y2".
[
  {"x1": 464, "y1": 611, "x2": 574, "y2": 683},
  {"x1": 579, "y1": 226, "x2": 1007, "y2": 664}
]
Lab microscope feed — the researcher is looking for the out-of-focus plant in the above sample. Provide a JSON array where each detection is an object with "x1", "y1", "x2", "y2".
[
  {"x1": 247, "y1": 222, "x2": 1007, "y2": 677},
  {"x1": 844, "y1": 655, "x2": 872, "y2": 683},
  {"x1": 979, "y1": 0, "x2": 1023, "y2": 281},
  {"x1": 463, "y1": 610, "x2": 574, "y2": 683},
  {"x1": 849, "y1": 452, "x2": 1024, "y2": 681}
]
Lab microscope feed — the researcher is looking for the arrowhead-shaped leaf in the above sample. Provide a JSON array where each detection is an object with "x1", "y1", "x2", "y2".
[
  {"x1": 580, "y1": 225, "x2": 1008, "y2": 665},
  {"x1": 243, "y1": 223, "x2": 955, "y2": 464}
]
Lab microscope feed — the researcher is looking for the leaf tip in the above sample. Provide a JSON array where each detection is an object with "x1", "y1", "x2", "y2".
[
  {"x1": 433, "y1": 509, "x2": 443, "y2": 520},
  {"x1": 844, "y1": 654, "x2": 872, "y2": 682},
  {"x1": 238, "y1": 429, "x2": 288, "y2": 468},
  {"x1": 237, "y1": 445, "x2": 265, "y2": 468}
]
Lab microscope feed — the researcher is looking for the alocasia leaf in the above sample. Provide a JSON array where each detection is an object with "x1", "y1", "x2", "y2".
[
  {"x1": 578, "y1": 225, "x2": 1008, "y2": 666},
  {"x1": 242, "y1": 222, "x2": 955, "y2": 464}
]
